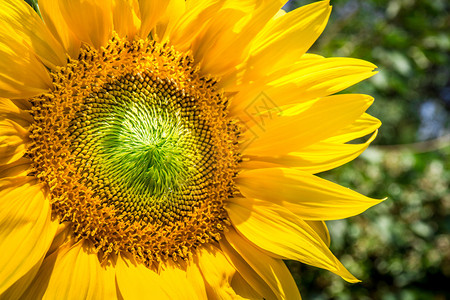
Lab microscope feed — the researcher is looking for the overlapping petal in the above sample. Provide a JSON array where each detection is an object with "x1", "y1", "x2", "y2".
[
  {"x1": 230, "y1": 272, "x2": 263, "y2": 299},
  {"x1": 0, "y1": 0, "x2": 66, "y2": 69},
  {"x1": 21, "y1": 241, "x2": 116, "y2": 299},
  {"x1": 0, "y1": 98, "x2": 33, "y2": 127},
  {"x1": 241, "y1": 94, "x2": 373, "y2": 156},
  {"x1": 244, "y1": 0, "x2": 331, "y2": 77},
  {"x1": 59, "y1": 0, "x2": 114, "y2": 49},
  {"x1": 327, "y1": 113, "x2": 382, "y2": 143},
  {"x1": 117, "y1": 254, "x2": 206, "y2": 299},
  {"x1": 0, "y1": 33, "x2": 52, "y2": 99},
  {"x1": 305, "y1": 221, "x2": 330, "y2": 247},
  {"x1": 0, "y1": 178, "x2": 58, "y2": 294},
  {"x1": 230, "y1": 57, "x2": 377, "y2": 114},
  {"x1": 138, "y1": 0, "x2": 171, "y2": 38},
  {"x1": 112, "y1": 0, "x2": 141, "y2": 38},
  {"x1": 236, "y1": 168, "x2": 383, "y2": 220},
  {"x1": 0, "y1": 158, "x2": 31, "y2": 179},
  {"x1": 39, "y1": 0, "x2": 81, "y2": 59},
  {"x1": 189, "y1": 0, "x2": 286, "y2": 77},
  {"x1": 241, "y1": 130, "x2": 378, "y2": 174},
  {"x1": 0, "y1": 119, "x2": 29, "y2": 165},
  {"x1": 152, "y1": 0, "x2": 186, "y2": 42},
  {"x1": 195, "y1": 245, "x2": 241, "y2": 299},
  {"x1": 221, "y1": 229, "x2": 301, "y2": 300},
  {"x1": 226, "y1": 198, "x2": 359, "y2": 282}
]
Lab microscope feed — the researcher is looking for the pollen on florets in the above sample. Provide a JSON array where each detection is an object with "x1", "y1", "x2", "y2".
[{"x1": 27, "y1": 33, "x2": 239, "y2": 266}]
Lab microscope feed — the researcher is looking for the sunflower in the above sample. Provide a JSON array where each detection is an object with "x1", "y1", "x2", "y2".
[{"x1": 0, "y1": 0, "x2": 382, "y2": 298}]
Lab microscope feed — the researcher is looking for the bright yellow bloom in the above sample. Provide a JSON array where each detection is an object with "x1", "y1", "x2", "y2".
[{"x1": 0, "y1": 0, "x2": 382, "y2": 298}]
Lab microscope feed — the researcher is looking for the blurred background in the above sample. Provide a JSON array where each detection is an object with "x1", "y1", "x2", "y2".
[{"x1": 284, "y1": 0, "x2": 450, "y2": 299}]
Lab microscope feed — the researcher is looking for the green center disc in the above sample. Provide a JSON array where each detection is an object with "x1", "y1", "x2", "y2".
[{"x1": 69, "y1": 74, "x2": 212, "y2": 223}]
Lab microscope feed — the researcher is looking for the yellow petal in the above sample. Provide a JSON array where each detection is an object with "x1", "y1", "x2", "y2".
[
  {"x1": 220, "y1": 239, "x2": 276, "y2": 300},
  {"x1": 8, "y1": 99, "x2": 32, "y2": 111},
  {"x1": 289, "y1": 129, "x2": 378, "y2": 173},
  {"x1": 0, "y1": 255, "x2": 42, "y2": 300},
  {"x1": 226, "y1": 198, "x2": 359, "y2": 282},
  {"x1": 242, "y1": 94, "x2": 373, "y2": 156},
  {"x1": 190, "y1": 7, "x2": 251, "y2": 76},
  {"x1": 153, "y1": 0, "x2": 186, "y2": 42},
  {"x1": 18, "y1": 243, "x2": 59, "y2": 300},
  {"x1": 0, "y1": 120, "x2": 29, "y2": 165},
  {"x1": 195, "y1": 245, "x2": 243, "y2": 299},
  {"x1": 116, "y1": 256, "x2": 170, "y2": 299},
  {"x1": 22, "y1": 241, "x2": 116, "y2": 300},
  {"x1": 230, "y1": 57, "x2": 377, "y2": 114},
  {"x1": 162, "y1": 260, "x2": 208, "y2": 299},
  {"x1": 184, "y1": 259, "x2": 209, "y2": 299},
  {"x1": 305, "y1": 221, "x2": 330, "y2": 247},
  {"x1": 246, "y1": 0, "x2": 331, "y2": 77},
  {"x1": 40, "y1": 0, "x2": 81, "y2": 58},
  {"x1": 138, "y1": 0, "x2": 171, "y2": 38},
  {"x1": 230, "y1": 272, "x2": 263, "y2": 300},
  {"x1": 46, "y1": 222, "x2": 71, "y2": 256},
  {"x1": 326, "y1": 113, "x2": 381, "y2": 143},
  {"x1": 269, "y1": 57, "x2": 377, "y2": 96},
  {"x1": 59, "y1": 0, "x2": 114, "y2": 49},
  {"x1": 0, "y1": 178, "x2": 58, "y2": 294},
  {"x1": 116, "y1": 255, "x2": 206, "y2": 299},
  {"x1": 0, "y1": 98, "x2": 34, "y2": 128},
  {"x1": 168, "y1": 0, "x2": 224, "y2": 50},
  {"x1": 241, "y1": 129, "x2": 378, "y2": 174},
  {"x1": 221, "y1": 229, "x2": 301, "y2": 300},
  {"x1": 0, "y1": 33, "x2": 52, "y2": 99},
  {"x1": 236, "y1": 168, "x2": 383, "y2": 220},
  {"x1": 0, "y1": 0, "x2": 66, "y2": 69},
  {"x1": 113, "y1": 0, "x2": 141, "y2": 38},
  {"x1": 192, "y1": 1, "x2": 285, "y2": 77},
  {"x1": 0, "y1": 157, "x2": 31, "y2": 179}
]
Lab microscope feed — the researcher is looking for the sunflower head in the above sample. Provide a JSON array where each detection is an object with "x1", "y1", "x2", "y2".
[
  {"x1": 0, "y1": 0, "x2": 382, "y2": 298},
  {"x1": 26, "y1": 34, "x2": 241, "y2": 265}
]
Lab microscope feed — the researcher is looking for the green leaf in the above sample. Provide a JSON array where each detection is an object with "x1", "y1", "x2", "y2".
[{"x1": 24, "y1": 0, "x2": 42, "y2": 18}]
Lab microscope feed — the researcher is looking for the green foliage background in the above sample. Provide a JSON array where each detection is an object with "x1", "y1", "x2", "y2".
[{"x1": 285, "y1": 0, "x2": 450, "y2": 299}]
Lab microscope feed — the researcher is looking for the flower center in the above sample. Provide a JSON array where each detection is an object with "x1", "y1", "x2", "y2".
[
  {"x1": 27, "y1": 34, "x2": 239, "y2": 265},
  {"x1": 71, "y1": 74, "x2": 213, "y2": 224}
]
